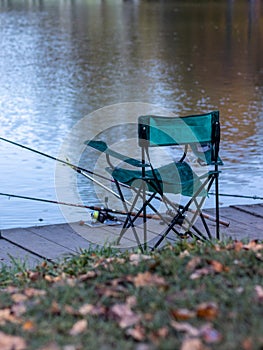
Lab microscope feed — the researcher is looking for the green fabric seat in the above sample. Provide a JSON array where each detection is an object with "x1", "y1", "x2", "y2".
[{"x1": 106, "y1": 161, "x2": 206, "y2": 197}]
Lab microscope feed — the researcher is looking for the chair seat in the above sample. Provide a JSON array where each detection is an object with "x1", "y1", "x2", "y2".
[{"x1": 106, "y1": 161, "x2": 207, "y2": 197}]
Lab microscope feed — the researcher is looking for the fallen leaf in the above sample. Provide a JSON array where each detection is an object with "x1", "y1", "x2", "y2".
[
  {"x1": 242, "y1": 337, "x2": 253, "y2": 350},
  {"x1": 255, "y1": 285, "x2": 263, "y2": 302},
  {"x1": 232, "y1": 241, "x2": 244, "y2": 252},
  {"x1": 0, "y1": 331, "x2": 27, "y2": 350},
  {"x1": 78, "y1": 271, "x2": 97, "y2": 281},
  {"x1": 0, "y1": 308, "x2": 21, "y2": 325},
  {"x1": 180, "y1": 338, "x2": 209, "y2": 350},
  {"x1": 200, "y1": 323, "x2": 222, "y2": 343},
  {"x1": 133, "y1": 271, "x2": 167, "y2": 289},
  {"x1": 208, "y1": 260, "x2": 229, "y2": 273},
  {"x1": 190, "y1": 267, "x2": 213, "y2": 280},
  {"x1": 196, "y1": 302, "x2": 219, "y2": 320},
  {"x1": 69, "y1": 319, "x2": 88, "y2": 336},
  {"x1": 64, "y1": 305, "x2": 79, "y2": 316},
  {"x1": 44, "y1": 275, "x2": 63, "y2": 283},
  {"x1": 243, "y1": 241, "x2": 263, "y2": 252},
  {"x1": 22, "y1": 320, "x2": 36, "y2": 331},
  {"x1": 186, "y1": 257, "x2": 202, "y2": 272},
  {"x1": 129, "y1": 253, "x2": 151, "y2": 266},
  {"x1": 170, "y1": 321, "x2": 200, "y2": 337},
  {"x1": 11, "y1": 293, "x2": 28, "y2": 303},
  {"x1": 28, "y1": 271, "x2": 41, "y2": 281},
  {"x1": 126, "y1": 325, "x2": 146, "y2": 341},
  {"x1": 171, "y1": 308, "x2": 195, "y2": 320},
  {"x1": 110, "y1": 303, "x2": 141, "y2": 328},
  {"x1": 126, "y1": 295, "x2": 137, "y2": 308},
  {"x1": 50, "y1": 301, "x2": 61, "y2": 315},
  {"x1": 24, "y1": 288, "x2": 46, "y2": 298},
  {"x1": 149, "y1": 326, "x2": 169, "y2": 344},
  {"x1": 79, "y1": 303, "x2": 106, "y2": 316},
  {"x1": 11, "y1": 303, "x2": 27, "y2": 317},
  {"x1": 179, "y1": 250, "x2": 190, "y2": 258}
]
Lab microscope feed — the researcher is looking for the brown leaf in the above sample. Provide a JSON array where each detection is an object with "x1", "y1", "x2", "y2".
[
  {"x1": 126, "y1": 325, "x2": 146, "y2": 341},
  {"x1": 24, "y1": 288, "x2": 46, "y2": 298},
  {"x1": 44, "y1": 275, "x2": 62, "y2": 283},
  {"x1": 11, "y1": 293, "x2": 28, "y2": 303},
  {"x1": 50, "y1": 301, "x2": 61, "y2": 315},
  {"x1": 69, "y1": 319, "x2": 88, "y2": 336},
  {"x1": 243, "y1": 241, "x2": 263, "y2": 252},
  {"x1": 22, "y1": 320, "x2": 36, "y2": 331},
  {"x1": 170, "y1": 321, "x2": 200, "y2": 337},
  {"x1": 28, "y1": 271, "x2": 41, "y2": 281},
  {"x1": 133, "y1": 271, "x2": 167, "y2": 288},
  {"x1": 79, "y1": 303, "x2": 106, "y2": 316},
  {"x1": 11, "y1": 303, "x2": 27, "y2": 317},
  {"x1": 180, "y1": 338, "x2": 209, "y2": 350},
  {"x1": 149, "y1": 326, "x2": 169, "y2": 344},
  {"x1": 242, "y1": 337, "x2": 253, "y2": 350},
  {"x1": 190, "y1": 267, "x2": 212, "y2": 280},
  {"x1": 186, "y1": 257, "x2": 202, "y2": 272},
  {"x1": 110, "y1": 303, "x2": 141, "y2": 328},
  {"x1": 0, "y1": 308, "x2": 22, "y2": 325},
  {"x1": 232, "y1": 241, "x2": 244, "y2": 252},
  {"x1": 129, "y1": 253, "x2": 151, "y2": 266},
  {"x1": 200, "y1": 323, "x2": 222, "y2": 344},
  {"x1": 0, "y1": 331, "x2": 27, "y2": 350},
  {"x1": 255, "y1": 285, "x2": 263, "y2": 302},
  {"x1": 196, "y1": 302, "x2": 219, "y2": 320},
  {"x1": 78, "y1": 271, "x2": 97, "y2": 281},
  {"x1": 171, "y1": 308, "x2": 195, "y2": 320},
  {"x1": 64, "y1": 305, "x2": 79, "y2": 316},
  {"x1": 208, "y1": 260, "x2": 229, "y2": 273}
]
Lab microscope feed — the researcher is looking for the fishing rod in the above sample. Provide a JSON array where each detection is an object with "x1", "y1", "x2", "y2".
[
  {"x1": 0, "y1": 192, "x2": 160, "y2": 221},
  {"x1": 0, "y1": 136, "x2": 114, "y2": 184},
  {"x1": 209, "y1": 192, "x2": 263, "y2": 201},
  {"x1": 0, "y1": 136, "x2": 229, "y2": 226}
]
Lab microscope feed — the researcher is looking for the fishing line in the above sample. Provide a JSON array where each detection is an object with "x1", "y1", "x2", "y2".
[
  {"x1": 0, "y1": 192, "x2": 127, "y2": 216},
  {"x1": 0, "y1": 192, "x2": 161, "y2": 221},
  {"x1": 0, "y1": 136, "x2": 114, "y2": 184},
  {"x1": 209, "y1": 192, "x2": 263, "y2": 201}
]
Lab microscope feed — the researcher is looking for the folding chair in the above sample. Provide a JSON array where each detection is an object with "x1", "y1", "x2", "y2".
[{"x1": 85, "y1": 111, "x2": 222, "y2": 250}]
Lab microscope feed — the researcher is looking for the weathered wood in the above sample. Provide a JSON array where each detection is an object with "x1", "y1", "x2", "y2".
[
  {"x1": 0, "y1": 203, "x2": 262, "y2": 267},
  {"x1": 27, "y1": 223, "x2": 92, "y2": 252},
  {"x1": 230, "y1": 204, "x2": 263, "y2": 219},
  {"x1": 0, "y1": 236, "x2": 41, "y2": 267},
  {"x1": 1, "y1": 227, "x2": 76, "y2": 261}
]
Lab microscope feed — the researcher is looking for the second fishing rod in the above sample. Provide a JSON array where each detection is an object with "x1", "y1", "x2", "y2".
[{"x1": 0, "y1": 136, "x2": 230, "y2": 227}]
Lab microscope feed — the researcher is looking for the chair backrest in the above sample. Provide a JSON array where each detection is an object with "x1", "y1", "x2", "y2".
[{"x1": 138, "y1": 111, "x2": 221, "y2": 165}]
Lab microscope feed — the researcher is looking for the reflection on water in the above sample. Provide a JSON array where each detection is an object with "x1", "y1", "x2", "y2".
[{"x1": 0, "y1": 0, "x2": 262, "y2": 229}]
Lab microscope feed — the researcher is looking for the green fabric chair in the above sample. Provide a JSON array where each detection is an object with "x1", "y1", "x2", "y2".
[{"x1": 85, "y1": 111, "x2": 222, "y2": 249}]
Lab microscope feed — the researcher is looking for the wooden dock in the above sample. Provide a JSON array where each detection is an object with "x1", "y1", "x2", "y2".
[{"x1": 0, "y1": 203, "x2": 262, "y2": 267}]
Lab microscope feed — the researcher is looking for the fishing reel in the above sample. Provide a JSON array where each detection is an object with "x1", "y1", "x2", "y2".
[{"x1": 91, "y1": 209, "x2": 118, "y2": 224}]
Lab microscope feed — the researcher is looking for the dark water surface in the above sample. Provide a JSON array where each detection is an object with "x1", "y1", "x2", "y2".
[{"x1": 0, "y1": 0, "x2": 262, "y2": 229}]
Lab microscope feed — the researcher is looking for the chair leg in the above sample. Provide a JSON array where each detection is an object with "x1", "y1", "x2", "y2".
[{"x1": 113, "y1": 180, "x2": 144, "y2": 250}]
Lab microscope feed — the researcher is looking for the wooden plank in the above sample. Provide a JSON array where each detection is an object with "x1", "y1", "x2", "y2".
[
  {"x1": 230, "y1": 204, "x2": 263, "y2": 219},
  {"x1": 27, "y1": 223, "x2": 92, "y2": 252},
  {"x1": 205, "y1": 206, "x2": 263, "y2": 240},
  {"x1": 1, "y1": 227, "x2": 75, "y2": 261},
  {"x1": 0, "y1": 237, "x2": 41, "y2": 267}
]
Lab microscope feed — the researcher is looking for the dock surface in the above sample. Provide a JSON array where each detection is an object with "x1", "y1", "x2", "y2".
[{"x1": 1, "y1": 203, "x2": 262, "y2": 267}]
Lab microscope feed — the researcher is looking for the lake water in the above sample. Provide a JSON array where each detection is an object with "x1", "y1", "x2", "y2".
[{"x1": 0, "y1": 0, "x2": 262, "y2": 229}]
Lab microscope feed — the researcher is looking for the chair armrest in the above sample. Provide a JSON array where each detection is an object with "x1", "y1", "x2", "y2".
[{"x1": 85, "y1": 140, "x2": 150, "y2": 168}]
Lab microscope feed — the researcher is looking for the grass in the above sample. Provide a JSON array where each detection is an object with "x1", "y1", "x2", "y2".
[{"x1": 0, "y1": 240, "x2": 262, "y2": 350}]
